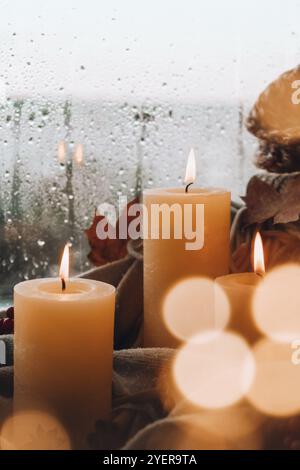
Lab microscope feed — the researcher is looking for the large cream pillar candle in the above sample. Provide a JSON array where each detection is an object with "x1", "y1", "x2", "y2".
[
  {"x1": 14, "y1": 246, "x2": 115, "y2": 449},
  {"x1": 143, "y1": 151, "x2": 231, "y2": 348}
]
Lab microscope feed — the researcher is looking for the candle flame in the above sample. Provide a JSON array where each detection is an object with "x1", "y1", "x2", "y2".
[
  {"x1": 73, "y1": 143, "x2": 84, "y2": 166},
  {"x1": 59, "y1": 244, "x2": 69, "y2": 285},
  {"x1": 184, "y1": 148, "x2": 196, "y2": 185},
  {"x1": 57, "y1": 140, "x2": 66, "y2": 164},
  {"x1": 254, "y1": 232, "x2": 265, "y2": 275}
]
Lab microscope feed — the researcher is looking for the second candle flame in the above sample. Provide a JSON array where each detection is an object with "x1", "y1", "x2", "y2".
[
  {"x1": 184, "y1": 148, "x2": 196, "y2": 187},
  {"x1": 59, "y1": 244, "x2": 70, "y2": 290},
  {"x1": 253, "y1": 232, "x2": 265, "y2": 276}
]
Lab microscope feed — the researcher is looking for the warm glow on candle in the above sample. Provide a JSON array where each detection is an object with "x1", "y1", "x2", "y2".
[
  {"x1": 253, "y1": 232, "x2": 265, "y2": 275},
  {"x1": 59, "y1": 244, "x2": 69, "y2": 288},
  {"x1": 184, "y1": 148, "x2": 196, "y2": 186}
]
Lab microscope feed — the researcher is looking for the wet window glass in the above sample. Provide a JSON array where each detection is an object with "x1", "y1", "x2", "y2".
[{"x1": 0, "y1": 0, "x2": 298, "y2": 305}]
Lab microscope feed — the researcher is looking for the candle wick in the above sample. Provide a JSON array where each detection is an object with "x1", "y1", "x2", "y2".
[
  {"x1": 185, "y1": 182, "x2": 193, "y2": 193},
  {"x1": 256, "y1": 271, "x2": 264, "y2": 279},
  {"x1": 61, "y1": 277, "x2": 66, "y2": 291}
]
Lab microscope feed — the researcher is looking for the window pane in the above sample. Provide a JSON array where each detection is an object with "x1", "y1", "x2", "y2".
[{"x1": 0, "y1": 0, "x2": 298, "y2": 304}]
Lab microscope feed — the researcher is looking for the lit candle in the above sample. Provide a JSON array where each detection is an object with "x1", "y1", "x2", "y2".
[
  {"x1": 215, "y1": 232, "x2": 265, "y2": 343},
  {"x1": 143, "y1": 149, "x2": 231, "y2": 347},
  {"x1": 14, "y1": 244, "x2": 115, "y2": 449}
]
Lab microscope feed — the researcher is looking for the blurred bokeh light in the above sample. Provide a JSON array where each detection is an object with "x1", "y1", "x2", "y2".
[
  {"x1": 247, "y1": 338, "x2": 300, "y2": 417},
  {"x1": 163, "y1": 277, "x2": 230, "y2": 342},
  {"x1": 253, "y1": 264, "x2": 300, "y2": 343},
  {"x1": 173, "y1": 331, "x2": 255, "y2": 409},
  {"x1": 0, "y1": 410, "x2": 70, "y2": 450}
]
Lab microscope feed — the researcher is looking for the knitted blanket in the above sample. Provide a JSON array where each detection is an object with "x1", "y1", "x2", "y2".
[{"x1": 0, "y1": 347, "x2": 268, "y2": 450}]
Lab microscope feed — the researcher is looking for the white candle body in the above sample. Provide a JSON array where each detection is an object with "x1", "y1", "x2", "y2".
[
  {"x1": 14, "y1": 278, "x2": 115, "y2": 448},
  {"x1": 143, "y1": 187, "x2": 231, "y2": 348}
]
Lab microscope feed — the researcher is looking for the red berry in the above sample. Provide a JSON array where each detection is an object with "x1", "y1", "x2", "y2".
[
  {"x1": 6, "y1": 307, "x2": 14, "y2": 320},
  {"x1": 2, "y1": 318, "x2": 14, "y2": 334}
]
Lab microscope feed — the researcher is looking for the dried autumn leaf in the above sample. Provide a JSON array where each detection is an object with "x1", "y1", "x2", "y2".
[
  {"x1": 85, "y1": 198, "x2": 140, "y2": 266},
  {"x1": 243, "y1": 173, "x2": 300, "y2": 225}
]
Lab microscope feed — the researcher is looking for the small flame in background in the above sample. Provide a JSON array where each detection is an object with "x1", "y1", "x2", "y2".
[
  {"x1": 57, "y1": 140, "x2": 66, "y2": 164},
  {"x1": 59, "y1": 244, "x2": 69, "y2": 283},
  {"x1": 73, "y1": 143, "x2": 84, "y2": 166},
  {"x1": 253, "y1": 232, "x2": 265, "y2": 275},
  {"x1": 58, "y1": 141, "x2": 84, "y2": 165},
  {"x1": 184, "y1": 148, "x2": 196, "y2": 185}
]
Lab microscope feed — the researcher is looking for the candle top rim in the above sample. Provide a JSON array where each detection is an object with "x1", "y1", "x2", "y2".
[
  {"x1": 143, "y1": 187, "x2": 230, "y2": 196},
  {"x1": 215, "y1": 272, "x2": 262, "y2": 288},
  {"x1": 14, "y1": 278, "x2": 115, "y2": 300}
]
